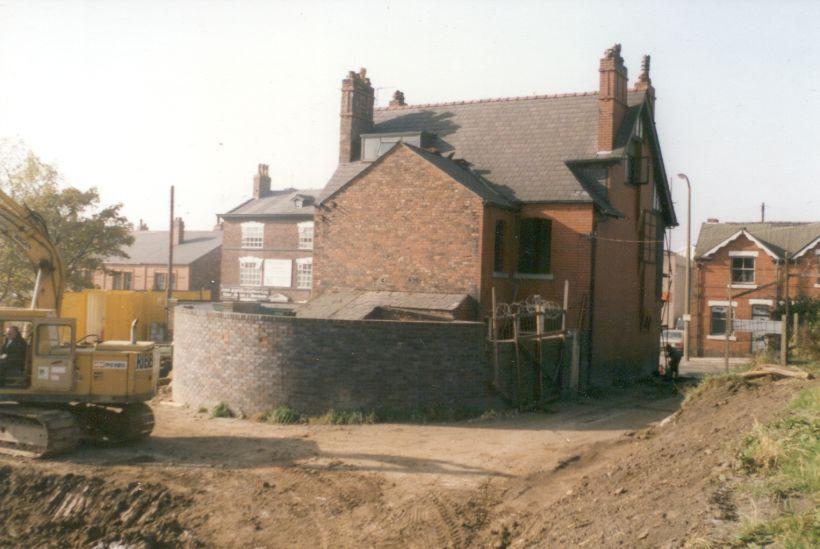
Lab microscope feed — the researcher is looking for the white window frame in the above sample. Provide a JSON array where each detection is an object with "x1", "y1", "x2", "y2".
[
  {"x1": 296, "y1": 257, "x2": 313, "y2": 290},
  {"x1": 298, "y1": 221, "x2": 314, "y2": 250},
  {"x1": 239, "y1": 257, "x2": 263, "y2": 287},
  {"x1": 241, "y1": 222, "x2": 264, "y2": 249},
  {"x1": 263, "y1": 259, "x2": 292, "y2": 288}
]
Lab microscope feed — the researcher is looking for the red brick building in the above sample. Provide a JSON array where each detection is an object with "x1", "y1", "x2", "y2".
[
  {"x1": 219, "y1": 164, "x2": 321, "y2": 305},
  {"x1": 312, "y1": 44, "x2": 678, "y2": 384},
  {"x1": 693, "y1": 221, "x2": 820, "y2": 356},
  {"x1": 94, "y1": 219, "x2": 222, "y2": 294}
]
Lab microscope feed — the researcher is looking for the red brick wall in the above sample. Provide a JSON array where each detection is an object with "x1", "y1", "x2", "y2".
[
  {"x1": 694, "y1": 235, "x2": 819, "y2": 357},
  {"x1": 480, "y1": 203, "x2": 594, "y2": 328},
  {"x1": 591, "y1": 145, "x2": 665, "y2": 382},
  {"x1": 94, "y1": 265, "x2": 191, "y2": 291},
  {"x1": 221, "y1": 216, "x2": 314, "y2": 303},
  {"x1": 313, "y1": 145, "x2": 483, "y2": 298}
]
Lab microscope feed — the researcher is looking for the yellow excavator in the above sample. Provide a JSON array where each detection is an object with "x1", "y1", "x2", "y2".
[{"x1": 0, "y1": 188, "x2": 158, "y2": 457}]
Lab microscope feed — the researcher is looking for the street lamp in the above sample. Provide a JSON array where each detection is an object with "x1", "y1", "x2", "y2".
[{"x1": 676, "y1": 173, "x2": 692, "y2": 361}]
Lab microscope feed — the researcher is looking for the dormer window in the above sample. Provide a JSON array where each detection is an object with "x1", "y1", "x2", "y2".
[
  {"x1": 295, "y1": 199, "x2": 303, "y2": 208},
  {"x1": 361, "y1": 132, "x2": 424, "y2": 161}
]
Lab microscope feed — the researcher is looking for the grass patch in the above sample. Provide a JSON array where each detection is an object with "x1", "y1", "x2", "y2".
[
  {"x1": 260, "y1": 405, "x2": 302, "y2": 425},
  {"x1": 311, "y1": 409, "x2": 376, "y2": 425},
  {"x1": 211, "y1": 402, "x2": 235, "y2": 418},
  {"x1": 681, "y1": 366, "x2": 754, "y2": 409},
  {"x1": 197, "y1": 406, "x2": 208, "y2": 414},
  {"x1": 734, "y1": 382, "x2": 820, "y2": 546}
]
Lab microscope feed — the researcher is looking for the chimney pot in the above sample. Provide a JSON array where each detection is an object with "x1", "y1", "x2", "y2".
[{"x1": 707, "y1": 218, "x2": 720, "y2": 224}]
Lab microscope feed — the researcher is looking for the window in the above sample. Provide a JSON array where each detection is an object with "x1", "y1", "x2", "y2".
[
  {"x1": 241, "y1": 222, "x2": 264, "y2": 249},
  {"x1": 239, "y1": 258, "x2": 263, "y2": 286},
  {"x1": 731, "y1": 257, "x2": 755, "y2": 284},
  {"x1": 641, "y1": 213, "x2": 658, "y2": 264},
  {"x1": 153, "y1": 272, "x2": 176, "y2": 291},
  {"x1": 361, "y1": 132, "x2": 422, "y2": 161},
  {"x1": 111, "y1": 272, "x2": 132, "y2": 290},
  {"x1": 263, "y1": 259, "x2": 292, "y2": 287},
  {"x1": 710, "y1": 306, "x2": 728, "y2": 335},
  {"x1": 36, "y1": 324, "x2": 73, "y2": 357},
  {"x1": 493, "y1": 220, "x2": 505, "y2": 273},
  {"x1": 295, "y1": 199, "x2": 303, "y2": 208},
  {"x1": 298, "y1": 221, "x2": 314, "y2": 250},
  {"x1": 626, "y1": 140, "x2": 648, "y2": 185},
  {"x1": 518, "y1": 218, "x2": 552, "y2": 275},
  {"x1": 752, "y1": 304, "x2": 771, "y2": 320},
  {"x1": 296, "y1": 257, "x2": 312, "y2": 289}
]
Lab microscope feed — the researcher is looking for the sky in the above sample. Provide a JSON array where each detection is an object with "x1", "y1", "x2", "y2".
[{"x1": 1, "y1": 0, "x2": 818, "y2": 250}]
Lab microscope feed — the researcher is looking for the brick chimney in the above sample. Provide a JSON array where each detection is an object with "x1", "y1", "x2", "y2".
[
  {"x1": 634, "y1": 54, "x2": 655, "y2": 115},
  {"x1": 253, "y1": 163, "x2": 271, "y2": 199},
  {"x1": 597, "y1": 44, "x2": 628, "y2": 153},
  {"x1": 172, "y1": 217, "x2": 185, "y2": 245},
  {"x1": 339, "y1": 68, "x2": 374, "y2": 163}
]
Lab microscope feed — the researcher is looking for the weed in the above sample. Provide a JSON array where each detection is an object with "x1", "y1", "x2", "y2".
[
  {"x1": 311, "y1": 409, "x2": 376, "y2": 425},
  {"x1": 734, "y1": 383, "x2": 820, "y2": 546},
  {"x1": 260, "y1": 405, "x2": 302, "y2": 425},
  {"x1": 197, "y1": 406, "x2": 208, "y2": 414},
  {"x1": 211, "y1": 402, "x2": 235, "y2": 418},
  {"x1": 681, "y1": 368, "x2": 753, "y2": 409}
]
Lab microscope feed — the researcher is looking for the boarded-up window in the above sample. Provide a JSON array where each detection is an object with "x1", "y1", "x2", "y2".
[
  {"x1": 494, "y1": 220, "x2": 505, "y2": 273},
  {"x1": 264, "y1": 259, "x2": 292, "y2": 288},
  {"x1": 518, "y1": 218, "x2": 552, "y2": 275}
]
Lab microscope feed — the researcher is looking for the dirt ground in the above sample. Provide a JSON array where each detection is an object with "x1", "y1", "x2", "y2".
[{"x1": 0, "y1": 376, "x2": 812, "y2": 548}]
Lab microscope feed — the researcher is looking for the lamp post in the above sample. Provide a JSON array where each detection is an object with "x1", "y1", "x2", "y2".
[{"x1": 676, "y1": 173, "x2": 692, "y2": 361}]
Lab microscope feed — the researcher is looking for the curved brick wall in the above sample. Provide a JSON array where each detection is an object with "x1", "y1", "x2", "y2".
[{"x1": 173, "y1": 307, "x2": 488, "y2": 416}]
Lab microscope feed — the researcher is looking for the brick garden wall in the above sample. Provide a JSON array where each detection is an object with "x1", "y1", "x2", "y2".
[{"x1": 173, "y1": 306, "x2": 488, "y2": 416}]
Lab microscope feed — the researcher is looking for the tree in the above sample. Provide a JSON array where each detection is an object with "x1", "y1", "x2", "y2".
[{"x1": 0, "y1": 141, "x2": 133, "y2": 305}]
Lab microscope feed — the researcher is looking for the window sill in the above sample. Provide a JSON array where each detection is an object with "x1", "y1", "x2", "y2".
[
  {"x1": 492, "y1": 272, "x2": 509, "y2": 279},
  {"x1": 730, "y1": 284, "x2": 757, "y2": 289},
  {"x1": 514, "y1": 273, "x2": 554, "y2": 281},
  {"x1": 707, "y1": 335, "x2": 737, "y2": 341}
]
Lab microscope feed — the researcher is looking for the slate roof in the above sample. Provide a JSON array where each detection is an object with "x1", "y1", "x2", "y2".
[
  {"x1": 695, "y1": 221, "x2": 820, "y2": 259},
  {"x1": 105, "y1": 230, "x2": 223, "y2": 265},
  {"x1": 321, "y1": 91, "x2": 647, "y2": 206},
  {"x1": 222, "y1": 188, "x2": 323, "y2": 218},
  {"x1": 295, "y1": 289, "x2": 472, "y2": 320}
]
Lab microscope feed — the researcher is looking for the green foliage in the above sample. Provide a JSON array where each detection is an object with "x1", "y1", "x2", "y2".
[
  {"x1": 211, "y1": 402, "x2": 235, "y2": 418},
  {"x1": 774, "y1": 296, "x2": 820, "y2": 327},
  {"x1": 197, "y1": 406, "x2": 208, "y2": 414},
  {"x1": 681, "y1": 368, "x2": 752, "y2": 409},
  {"x1": 0, "y1": 140, "x2": 133, "y2": 305},
  {"x1": 260, "y1": 405, "x2": 302, "y2": 424},
  {"x1": 736, "y1": 383, "x2": 820, "y2": 546},
  {"x1": 311, "y1": 409, "x2": 375, "y2": 425}
]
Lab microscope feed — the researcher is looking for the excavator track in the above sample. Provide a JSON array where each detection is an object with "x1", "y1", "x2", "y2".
[
  {"x1": 74, "y1": 402, "x2": 155, "y2": 445},
  {"x1": 0, "y1": 404, "x2": 81, "y2": 458}
]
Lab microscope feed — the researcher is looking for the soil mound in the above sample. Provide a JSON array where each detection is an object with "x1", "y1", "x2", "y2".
[
  {"x1": 480, "y1": 376, "x2": 813, "y2": 547},
  {"x1": 0, "y1": 466, "x2": 200, "y2": 548}
]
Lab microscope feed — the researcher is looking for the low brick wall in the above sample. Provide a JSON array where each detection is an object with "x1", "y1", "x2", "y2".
[{"x1": 173, "y1": 306, "x2": 488, "y2": 416}]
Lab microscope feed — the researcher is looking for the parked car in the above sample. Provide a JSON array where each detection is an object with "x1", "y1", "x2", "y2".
[{"x1": 661, "y1": 329, "x2": 684, "y2": 350}]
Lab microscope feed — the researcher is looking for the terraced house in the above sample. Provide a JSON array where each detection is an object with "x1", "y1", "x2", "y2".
[
  {"x1": 310, "y1": 44, "x2": 678, "y2": 383},
  {"x1": 219, "y1": 164, "x2": 321, "y2": 306},
  {"x1": 693, "y1": 221, "x2": 820, "y2": 357}
]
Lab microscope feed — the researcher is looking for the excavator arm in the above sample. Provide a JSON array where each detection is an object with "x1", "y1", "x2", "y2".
[{"x1": 0, "y1": 188, "x2": 65, "y2": 314}]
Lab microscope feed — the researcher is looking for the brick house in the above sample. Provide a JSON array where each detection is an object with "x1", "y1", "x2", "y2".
[
  {"x1": 693, "y1": 221, "x2": 820, "y2": 357},
  {"x1": 312, "y1": 44, "x2": 677, "y2": 383},
  {"x1": 94, "y1": 218, "x2": 222, "y2": 294},
  {"x1": 219, "y1": 164, "x2": 321, "y2": 304}
]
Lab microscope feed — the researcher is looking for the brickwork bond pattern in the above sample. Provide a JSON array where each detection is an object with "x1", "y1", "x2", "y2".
[{"x1": 173, "y1": 306, "x2": 488, "y2": 416}]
